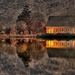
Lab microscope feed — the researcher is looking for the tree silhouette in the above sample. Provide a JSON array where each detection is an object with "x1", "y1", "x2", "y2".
[{"x1": 16, "y1": 5, "x2": 31, "y2": 25}]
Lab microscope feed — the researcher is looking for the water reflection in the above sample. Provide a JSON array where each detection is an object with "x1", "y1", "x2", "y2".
[
  {"x1": 46, "y1": 40, "x2": 75, "y2": 48},
  {"x1": 0, "y1": 38, "x2": 75, "y2": 67},
  {"x1": 46, "y1": 40, "x2": 75, "y2": 58},
  {"x1": 0, "y1": 38, "x2": 46, "y2": 67}
]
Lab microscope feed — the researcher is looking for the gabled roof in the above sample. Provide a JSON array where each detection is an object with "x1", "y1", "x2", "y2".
[{"x1": 47, "y1": 16, "x2": 75, "y2": 26}]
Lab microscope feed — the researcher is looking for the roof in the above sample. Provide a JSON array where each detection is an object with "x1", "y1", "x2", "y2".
[{"x1": 47, "y1": 16, "x2": 75, "y2": 26}]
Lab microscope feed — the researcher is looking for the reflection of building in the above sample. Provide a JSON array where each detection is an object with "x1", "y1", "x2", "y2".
[
  {"x1": 46, "y1": 16, "x2": 75, "y2": 34},
  {"x1": 46, "y1": 40, "x2": 75, "y2": 58},
  {"x1": 46, "y1": 40, "x2": 75, "y2": 48}
]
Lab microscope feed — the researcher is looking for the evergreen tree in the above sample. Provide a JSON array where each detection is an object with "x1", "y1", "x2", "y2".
[{"x1": 16, "y1": 5, "x2": 31, "y2": 25}]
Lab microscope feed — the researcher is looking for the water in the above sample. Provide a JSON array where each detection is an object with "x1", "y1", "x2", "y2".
[{"x1": 0, "y1": 38, "x2": 75, "y2": 67}]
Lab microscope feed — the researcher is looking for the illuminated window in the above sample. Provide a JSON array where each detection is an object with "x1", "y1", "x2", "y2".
[
  {"x1": 67, "y1": 28, "x2": 70, "y2": 31},
  {"x1": 46, "y1": 27, "x2": 50, "y2": 33},
  {"x1": 62, "y1": 29, "x2": 63, "y2": 31},
  {"x1": 49, "y1": 41, "x2": 54, "y2": 46},
  {"x1": 50, "y1": 28, "x2": 54, "y2": 33},
  {"x1": 62, "y1": 43, "x2": 63, "y2": 45}
]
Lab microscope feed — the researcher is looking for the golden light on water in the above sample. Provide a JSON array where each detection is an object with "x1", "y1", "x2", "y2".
[
  {"x1": 17, "y1": 44, "x2": 27, "y2": 53},
  {"x1": 46, "y1": 40, "x2": 75, "y2": 48},
  {"x1": 1, "y1": 37, "x2": 75, "y2": 49}
]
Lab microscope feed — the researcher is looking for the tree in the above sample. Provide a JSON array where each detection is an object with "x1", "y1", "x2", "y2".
[
  {"x1": 5, "y1": 28, "x2": 11, "y2": 34},
  {"x1": 10, "y1": 27, "x2": 17, "y2": 35},
  {"x1": 16, "y1": 5, "x2": 31, "y2": 25},
  {"x1": 16, "y1": 21, "x2": 29, "y2": 34},
  {"x1": 29, "y1": 12, "x2": 46, "y2": 34}
]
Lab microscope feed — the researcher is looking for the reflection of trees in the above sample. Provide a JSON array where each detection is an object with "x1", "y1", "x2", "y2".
[
  {"x1": 30, "y1": 41, "x2": 46, "y2": 60},
  {"x1": 2, "y1": 39, "x2": 46, "y2": 67},
  {"x1": 16, "y1": 40, "x2": 46, "y2": 67},
  {"x1": 17, "y1": 43, "x2": 27, "y2": 53},
  {"x1": 17, "y1": 42, "x2": 31, "y2": 67},
  {"x1": 18, "y1": 50, "x2": 31, "y2": 67}
]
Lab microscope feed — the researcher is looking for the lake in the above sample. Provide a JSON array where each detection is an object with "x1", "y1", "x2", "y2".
[{"x1": 0, "y1": 38, "x2": 75, "y2": 67}]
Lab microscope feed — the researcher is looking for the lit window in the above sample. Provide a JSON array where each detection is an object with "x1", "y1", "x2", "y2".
[
  {"x1": 49, "y1": 41, "x2": 54, "y2": 46},
  {"x1": 67, "y1": 28, "x2": 70, "y2": 31},
  {"x1": 62, "y1": 29, "x2": 63, "y2": 31},
  {"x1": 67, "y1": 43, "x2": 69, "y2": 46},
  {"x1": 50, "y1": 29, "x2": 54, "y2": 33},
  {"x1": 62, "y1": 43, "x2": 63, "y2": 45}
]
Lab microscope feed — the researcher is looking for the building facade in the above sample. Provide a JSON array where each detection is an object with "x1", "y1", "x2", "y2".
[
  {"x1": 46, "y1": 16, "x2": 75, "y2": 34},
  {"x1": 46, "y1": 26, "x2": 75, "y2": 34}
]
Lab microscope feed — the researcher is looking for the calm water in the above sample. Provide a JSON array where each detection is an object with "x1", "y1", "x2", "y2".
[{"x1": 0, "y1": 38, "x2": 75, "y2": 67}]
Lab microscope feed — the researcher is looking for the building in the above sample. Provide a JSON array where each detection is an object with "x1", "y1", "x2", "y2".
[
  {"x1": 45, "y1": 16, "x2": 75, "y2": 48},
  {"x1": 46, "y1": 16, "x2": 75, "y2": 57},
  {"x1": 46, "y1": 16, "x2": 75, "y2": 48},
  {"x1": 46, "y1": 16, "x2": 75, "y2": 34}
]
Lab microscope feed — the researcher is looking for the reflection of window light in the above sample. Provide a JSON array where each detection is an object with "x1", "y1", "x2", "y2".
[
  {"x1": 67, "y1": 43, "x2": 70, "y2": 46},
  {"x1": 61, "y1": 43, "x2": 63, "y2": 45},
  {"x1": 49, "y1": 41, "x2": 54, "y2": 46},
  {"x1": 55, "y1": 42, "x2": 57, "y2": 45}
]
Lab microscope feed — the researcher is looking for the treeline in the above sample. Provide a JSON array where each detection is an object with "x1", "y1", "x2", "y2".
[{"x1": 0, "y1": 5, "x2": 46, "y2": 35}]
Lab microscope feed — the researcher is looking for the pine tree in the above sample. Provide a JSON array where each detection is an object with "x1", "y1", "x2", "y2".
[{"x1": 16, "y1": 5, "x2": 31, "y2": 25}]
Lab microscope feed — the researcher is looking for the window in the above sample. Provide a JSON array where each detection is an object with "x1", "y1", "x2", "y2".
[
  {"x1": 62, "y1": 29, "x2": 63, "y2": 31},
  {"x1": 55, "y1": 29, "x2": 57, "y2": 32},
  {"x1": 62, "y1": 43, "x2": 63, "y2": 45},
  {"x1": 67, "y1": 28, "x2": 70, "y2": 31},
  {"x1": 50, "y1": 28, "x2": 54, "y2": 33},
  {"x1": 67, "y1": 43, "x2": 69, "y2": 46}
]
